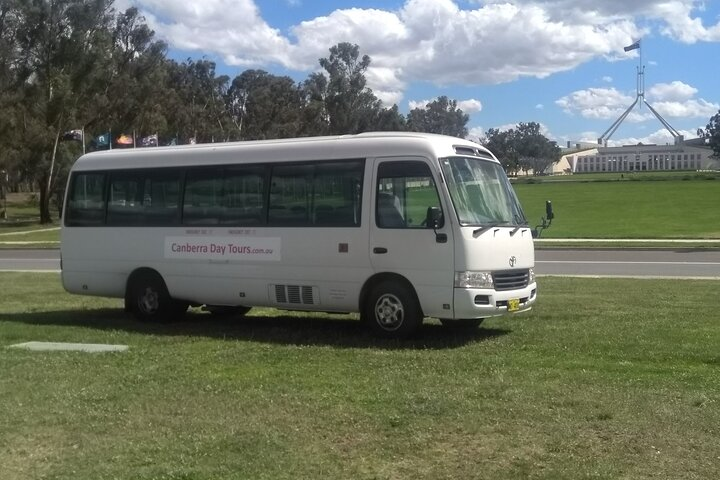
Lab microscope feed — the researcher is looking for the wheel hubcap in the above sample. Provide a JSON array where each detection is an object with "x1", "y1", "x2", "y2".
[
  {"x1": 374, "y1": 293, "x2": 404, "y2": 331},
  {"x1": 139, "y1": 287, "x2": 159, "y2": 314}
]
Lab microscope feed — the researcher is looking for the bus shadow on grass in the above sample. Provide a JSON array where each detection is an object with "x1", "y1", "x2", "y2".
[{"x1": 3, "y1": 308, "x2": 510, "y2": 350}]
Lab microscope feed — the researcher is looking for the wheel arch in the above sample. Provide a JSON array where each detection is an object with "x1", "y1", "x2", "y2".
[
  {"x1": 124, "y1": 267, "x2": 164, "y2": 311},
  {"x1": 359, "y1": 272, "x2": 424, "y2": 317}
]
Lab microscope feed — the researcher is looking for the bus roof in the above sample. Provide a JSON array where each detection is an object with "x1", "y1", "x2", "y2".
[{"x1": 70, "y1": 132, "x2": 498, "y2": 171}]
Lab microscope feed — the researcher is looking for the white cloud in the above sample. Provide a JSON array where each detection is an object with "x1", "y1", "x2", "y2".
[
  {"x1": 125, "y1": 0, "x2": 720, "y2": 117},
  {"x1": 602, "y1": 76, "x2": 613, "y2": 83},
  {"x1": 407, "y1": 97, "x2": 483, "y2": 113},
  {"x1": 474, "y1": 0, "x2": 720, "y2": 43},
  {"x1": 605, "y1": 127, "x2": 701, "y2": 146},
  {"x1": 458, "y1": 99, "x2": 483, "y2": 113},
  {"x1": 556, "y1": 87, "x2": 650, "y2": 121},
  {"x1": 467, "y1": 126, "x2": 486, "y2": 142},
  {"x1": 558, "y1": 82, "x2": 719, "y2": 122},
  {"x1": 651, "y1": 99, "x2": 720, "y2": 119},
  {"x1": 573, "y1": 127, "x2": 701, "y2": 147},
  {"x1": 135, "y1": 0, "x2": 298, "y2": 68},
  {"x1": 536, "y1": 104, "x2": 544, "y2": 109},
  {"x1": 128, "y1": 0, "x2": 644, "y2": 98},
  {"x1": 647, "y1": 81, "x2": 697, "y2": 102}
]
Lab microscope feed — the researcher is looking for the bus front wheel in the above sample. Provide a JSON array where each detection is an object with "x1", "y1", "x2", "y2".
[
  {"x1": 364, "y1": 281, "x2": 423, "y2": 338},
  {"x1": 129, "y1": 272, "x2": 187, "y2": 322}
]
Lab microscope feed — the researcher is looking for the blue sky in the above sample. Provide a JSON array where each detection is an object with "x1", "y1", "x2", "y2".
[{"x1": 118, "y1": 0, "x2": 720, "y2": 146}]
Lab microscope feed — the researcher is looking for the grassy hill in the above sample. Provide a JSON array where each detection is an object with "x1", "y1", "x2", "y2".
[{"x1": 514, "y1": 173, "x2": 720, "y2": 239}]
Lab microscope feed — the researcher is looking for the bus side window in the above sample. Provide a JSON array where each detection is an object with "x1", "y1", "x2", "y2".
[
  {"x1": 66, "y1": 173, "x2": 106, "y2": 226},
  {"x1": 183, "y1": 169, "x2": 223, "y2": 225},
  {"x1": 376, "y1": 161, "x2": 443, "y2": 229}
]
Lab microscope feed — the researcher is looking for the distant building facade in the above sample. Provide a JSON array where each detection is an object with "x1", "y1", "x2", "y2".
[{"x1": 565, "y1": 138, "x2": 718, "y2": 174}]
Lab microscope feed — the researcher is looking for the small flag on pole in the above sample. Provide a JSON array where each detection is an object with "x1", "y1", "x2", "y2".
[
  {"x1": 92, "y1": 132, "x2": 111, "y2": 149},
  {"x1": 624, "y1": 40, "x2": 640, "y2": 52},
  {"x1": 62, "y1": 129, "x2": 83, "y2": 142},
  {"x1": 140, "y1": 133, "x2": 159, "y2": 147},
  {"x1": 116, "y1": 134, "x2": 134, "y2": 148}
]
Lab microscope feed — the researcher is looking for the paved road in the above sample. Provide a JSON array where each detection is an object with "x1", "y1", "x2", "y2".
[
  {"x1": 535, "y1": 248, "x2": 720, "y2": 279},
  {"x1": 1, "y1": 248, "x2": 719, "y2": 279},
  {"x1": 0, "y1": 249, "x2": 61, "y2": 272}
]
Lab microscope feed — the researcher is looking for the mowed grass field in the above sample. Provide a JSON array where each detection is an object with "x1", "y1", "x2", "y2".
[
  {"x1": 1, "y1": 272, "x2": 719, "y2": 479},
  {"x1": 514, "y1": 177, "x2": 720, "y2": 238}
]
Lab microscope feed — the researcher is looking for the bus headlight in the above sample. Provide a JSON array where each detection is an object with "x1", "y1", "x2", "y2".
[
  {"x1": 454, "y1": 271, "x2": 494, "y2": 289},
  {"x1": 529, "y1": 267, "x2": 536, "y2": 284}
]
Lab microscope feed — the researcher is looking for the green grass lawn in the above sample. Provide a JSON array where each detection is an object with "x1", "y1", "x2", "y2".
[
  {"x1": 1, "y1": 273, "x2": 719, "y2": 479},
  {"x1": 515, "y1": 178, "x2": 720, "y2": 238},
  {"x1": 0, "y1": 193, "x2": 60, "y2": 247}
]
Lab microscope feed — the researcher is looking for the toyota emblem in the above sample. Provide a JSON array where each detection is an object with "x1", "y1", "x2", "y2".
[{"x1": 509, "y1": 256, "x2": 517, "y2": 267}]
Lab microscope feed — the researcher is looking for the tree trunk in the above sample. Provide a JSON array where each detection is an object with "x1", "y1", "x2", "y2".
[
  {"x1": 39, "y1": 175, "x2": 52, "y2": 224},
  {"x1": 40, "y1": 130, "x2": 62, "y2": 224}
]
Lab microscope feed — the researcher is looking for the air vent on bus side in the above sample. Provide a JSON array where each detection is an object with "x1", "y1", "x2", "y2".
[{"x1": 270, "y1": 285, "x2": 318, "y2": 305}]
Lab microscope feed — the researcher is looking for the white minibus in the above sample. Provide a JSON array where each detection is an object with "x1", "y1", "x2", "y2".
[{"x1": 61, "y1": 132, "x2": 538, "y2": 337}]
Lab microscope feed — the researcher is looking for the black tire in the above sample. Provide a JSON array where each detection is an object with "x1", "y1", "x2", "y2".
[
  {"x1": 363, "y1": 280, "x2": 423, "y2": 338},
  {"x1": 439, "y1": 318, "x2": 484, "y2": 330},
  {"x1": 128, "y1": 272, "x2": 186, "y2": 322},
  {"x1": 205, "y1": 305, "x2": 252, "y2": 317}
]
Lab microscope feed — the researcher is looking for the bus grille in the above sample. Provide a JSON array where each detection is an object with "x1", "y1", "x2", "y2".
[{"x1": 492, "y1": 269, "x2": 530, "y2": 291}]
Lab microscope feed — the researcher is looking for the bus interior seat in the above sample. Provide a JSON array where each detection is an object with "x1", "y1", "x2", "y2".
[{"x1": 377, "y1": 193, "x2": 405, "y2": 228}]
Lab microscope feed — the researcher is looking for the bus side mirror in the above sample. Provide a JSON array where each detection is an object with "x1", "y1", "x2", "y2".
[
  {"x1": 533, "y1": 200, "x2": 554, "y2": 239},
  {"x1": 426, "y1": 206, "x2": 443, "y2": 229},
  {"x1": 546, "y1": 200, "x2": 554, "y2": 221}
]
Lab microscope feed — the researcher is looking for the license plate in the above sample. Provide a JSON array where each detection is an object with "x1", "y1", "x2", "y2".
[{"x1": 507, "y1": 298, "x2": 520, "y2": 312}]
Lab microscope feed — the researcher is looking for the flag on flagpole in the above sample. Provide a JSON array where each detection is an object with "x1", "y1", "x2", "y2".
[
  {"x1": 92, "y1": 132, "x2": 111, "y2": 150},
  {"x1": 624, "y1": 40, "x2": 640, "y2": 52},
  {"x1": 140, "y1": 133, "x2": 159, "y2": 147},
  {"x1": 116, "y1": 134, "x2": 134, "y2": 148},
  {"x1": 62, "y1": 129, "x2": 83, "y2": 142}
]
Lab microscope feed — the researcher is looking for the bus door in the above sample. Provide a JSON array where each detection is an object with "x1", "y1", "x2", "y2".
[{"x1": 369, "y1": 158, "x2": 455, "y2": 319}]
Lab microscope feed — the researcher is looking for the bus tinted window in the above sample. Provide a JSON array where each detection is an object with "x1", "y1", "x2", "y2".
[
  {"x1": 66, "y1": 173, "x2": 106, "y2": 226},
  {"x1": 183, "y1": 167, "x2": 266, "y2": 226},
  {"x1": 269, "y1": 160, "x2": 363, "y2": 227},
  {"x1": 107, "y1": 171, "x2": 181, "y2": 226},
  {"x1": 376, "y1": 161, "x2": 442, "y2": 229}
]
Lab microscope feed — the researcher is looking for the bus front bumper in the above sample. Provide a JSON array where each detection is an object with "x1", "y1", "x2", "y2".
[{"x1": 453, "y1": 283, "x2": 537, "y2": 319}]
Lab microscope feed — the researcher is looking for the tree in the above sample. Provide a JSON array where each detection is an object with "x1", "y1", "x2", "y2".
[
  {"x1": 406, "y1": 96, "x2": 469, "y2": 138},
  {"x1": 317, "y1": 42, "x2": 384, "y2": 134},
  {"x1": 12, "y1": 0, "x2": 118, "y2": 223},
  {"x1": 482, "y1": 122, "x2": 560, "y2": 175},
  {"x1": 514, "y1": 122, "x2": 561, "y2": 175},
  {"x1": 162, "y1": 59, "x2": 230, "y2": 144},
  {"x1": 227, "y1": 69, "x2": 303, "y2": 140},
  {"x1": 482, "y1": 128, "x2": 518, "y2": 173},
  {"x1": 701, "y1": 110, "x2": 720, "y2": 158}
]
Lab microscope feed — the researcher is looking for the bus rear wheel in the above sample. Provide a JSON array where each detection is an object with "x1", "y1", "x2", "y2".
[
  {"x1": 363, "y1": 281, "x2": 423, "y2": 338},
  {"x1": 129, "y1": 272, "x2": 187, "y2": 322}
]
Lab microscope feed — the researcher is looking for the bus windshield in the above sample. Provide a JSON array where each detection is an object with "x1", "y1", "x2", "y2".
[{"x1": 440, "y1": 156, "x2": 527, "y2": 227}]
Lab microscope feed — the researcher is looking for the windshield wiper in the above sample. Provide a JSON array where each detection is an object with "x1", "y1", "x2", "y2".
[
  {"x1": 509, "y1": 214, "x2": 529, "y2": 236},
  {"x1": 472, "y1": 223, "x2": 503, "y2": 237}
]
